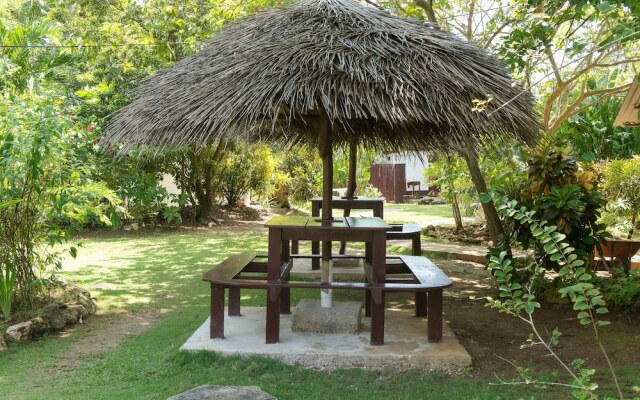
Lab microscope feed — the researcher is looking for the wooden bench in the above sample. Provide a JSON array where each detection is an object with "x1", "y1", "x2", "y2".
[
  {"x1": 203, "y1": 254, "x2": 451, "y2": 343},
  {"x1": 385, "y1": 223, "x2": 422, "y2": 256}
]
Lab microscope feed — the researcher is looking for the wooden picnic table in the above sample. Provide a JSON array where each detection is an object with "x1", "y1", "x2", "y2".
[
  {"x1": 266, "y1": 215, "x2": 390, "y2": 345},
  {"x1": 303, "y1": 197, "x2": 385, "y2": 269}
]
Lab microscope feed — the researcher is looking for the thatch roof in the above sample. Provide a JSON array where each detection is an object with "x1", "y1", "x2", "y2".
[{"x1": 104, "y1": 0, "x2": 540, "y2": 153}]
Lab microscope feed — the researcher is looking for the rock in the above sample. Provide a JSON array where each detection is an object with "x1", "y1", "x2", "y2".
[
  {"x1": 5, "y1": 321, "x2": 33, "y2": 343},
  {"x1": 40, "y1": 303, "x2": 68, "y2": 330},
  {"x1": 76, "y1": 295, "x2": 96, "y2": 315},
  {"x1": 0, "y1": 334, "x2": 7, "y2": 351},
  {"x1": 168, "y1": 385, "x2": 276, "y2": 400},
  {"x1": 67, "y1": 304, "x2": 89, "y2": 320},
  {"x1": 63, "y1": 306, "x2": 80, "y2": 325},
  {"x1": 30, "y1": 316, "x2": 51, "y2": 335}
]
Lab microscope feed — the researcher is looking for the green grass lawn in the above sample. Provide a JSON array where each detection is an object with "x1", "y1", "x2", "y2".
[
  {"x1": 296, "y1": 202, "x2": 458, "y2": 225},
  {"x1": 0, "y1": 228, "x2": 560, "y2": 399}
]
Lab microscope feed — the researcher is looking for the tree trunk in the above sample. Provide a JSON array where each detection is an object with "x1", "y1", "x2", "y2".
[{"x1": 461, "y1": 149, "x2": 505, "y2": 246}]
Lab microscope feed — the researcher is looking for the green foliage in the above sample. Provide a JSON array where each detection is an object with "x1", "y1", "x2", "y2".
[
  {"x1": 426, "y1": 154, "x2": 476, "y2": 216},
  {"x1": 221, "y1": 143, "x2": 275, "y2": 206},
  {"x1": 599, "y1": 157, "x2": 640, "y2": 238},
  {"x1": 332, "y1": 145, "x2": 377, "y2": 195},
  {"x1": 552, "y1": 97, "x2": 640, "y2": 160},
  {"x1": 486, "y1": 194, "x2": 619, "y2": 398},
  {"x1": 594, "y1": 269, "x2": 640, "y2": 311},
  {"x1": 493, "y1": 150, "x2": 608, "y2": 270},
  {"x1": 0, "y1": 255, "x2": 16, "y2": 318},
  {"x1": 271, "y1": 147, "x2": 321, "y2": 207},
  {"x1": 0, "y1": 94, "x2": 117, "y2": 308}
]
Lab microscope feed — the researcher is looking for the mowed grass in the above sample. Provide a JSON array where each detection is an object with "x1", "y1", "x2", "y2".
[
  {"x1": 297, "y1": 202, "x2": 457, "y2": 225},
  {"x1": 0, "y1": 227, "x2": 556, "y2": 400}
]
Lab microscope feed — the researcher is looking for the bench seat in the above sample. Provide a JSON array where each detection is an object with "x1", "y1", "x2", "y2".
[{"x1": 203, "y1": 254, "x2": 451, "y2": 343}]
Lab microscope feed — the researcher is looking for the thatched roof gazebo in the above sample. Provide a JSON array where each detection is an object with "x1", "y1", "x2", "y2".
[
  {"x1": 104, "y1": 0, "x2": 540, "y2": 318},
  {"x1": 105, "y1": 0, "x2": 538, "y2": 184}
]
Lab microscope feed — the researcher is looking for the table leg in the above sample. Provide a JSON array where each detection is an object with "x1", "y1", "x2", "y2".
[
  {"x1": 370, "y1": 289, "x2": 385, "y2": 346},
  {"x1": 291, "y1": 240, "x2": 299, "y2": 254},
  {"x1": 266, "y1": 228, "x2": 283, "y2": 344},
  {"x1": 266, "y1": 287, "x2": 280, "y2": 344},
  {"x1": 427, "y1": 289, "x2": 443, "y2": 342},
  {"x1": 364, "y1": 290, "x2": 371, "y2": 317},
  {"x1": 370, "y1": 231, "x2": 387, "y2": 345},
  {"x1": 415, "y1": 292, "x2": 427, "y2": 317},
  {"x1": 311, "y1": 201, "x2": 320, "y2": 270},
  {"x1": 228, "y1": 287, "x2": 240, "y2": 316},
  {"x1": 210, "y1": 284, "x2": 225, "y2": 339},
  {"x1": 281, "y1": 239, "x2": 291, "y2": 314}
]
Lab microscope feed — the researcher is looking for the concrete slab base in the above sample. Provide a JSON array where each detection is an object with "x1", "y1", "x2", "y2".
[
  {"x1": 292, "y1": 299, "x2": 362, "y2": 334},
  {"x1": 181, "y1": 307, "x2": 471, "y2": 371},
  {"x1": 168, "y1": 385, "x2": 276, "y2": 400}
]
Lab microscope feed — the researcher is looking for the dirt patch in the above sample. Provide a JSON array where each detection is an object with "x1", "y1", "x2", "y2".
[
  {"x1": 436, "y1": 259, "x2": 640, "y2": 385},
  {"x1": 52, "y1": 310, "x2": 164, "y2": 368},
  {"x1": 423, "y1": 224, "x2": 492, "y2": 245}
]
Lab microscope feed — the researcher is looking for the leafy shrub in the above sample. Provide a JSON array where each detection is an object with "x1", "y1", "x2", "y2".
[
  {"x1": 0, "y1": 94, "x2": 118, "y2": 310},
  {"x1": 594, "y1": 270, "x2": 640, "y2": 312},
  {"x1": 599, "y1": 157, "x2": 640, "y2": 239},
  {"x1": 221, "y1": 143, "x2": 275, "y2": 207},
  {"x1": 271, "y1": 147, "x2": 321, "y2": 208},
  {"x1": 492, "y1": 150, "x2": 608, "y2": 271}
]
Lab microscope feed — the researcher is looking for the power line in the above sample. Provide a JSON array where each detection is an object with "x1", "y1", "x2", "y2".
[{"x1": 0, "y1": 42, "x2": 186, "y2": 49}]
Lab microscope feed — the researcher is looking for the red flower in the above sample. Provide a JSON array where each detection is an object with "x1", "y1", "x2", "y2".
[
  {"x1": 87, "y1": 125, "x2": 94, "y2": 132},
  {"x1": 107, "y1": 150, "x2": 113, "y2": 157}
]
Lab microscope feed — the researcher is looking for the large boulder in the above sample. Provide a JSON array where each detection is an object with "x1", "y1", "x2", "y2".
[{"x1": 5, "y1": 321, "x2": 33, "y2": 343}]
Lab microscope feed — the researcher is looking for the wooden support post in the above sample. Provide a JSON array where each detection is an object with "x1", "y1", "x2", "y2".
[
  {"x1": 415, "y1": 292, "x2": 427, "y2": 318},
  {"x1": 228, "y1": 287, "x2": 240, "y2": 316},
  {"x1": 210, "y1": 284, "x2": 225, "y2": 339},
  {"x1": 427, "y1": 289, "x2": 443, "y2": 342}
]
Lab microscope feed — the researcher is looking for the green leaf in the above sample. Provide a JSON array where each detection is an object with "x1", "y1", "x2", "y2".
[{"x1": 597, "y1": 1, "x2": 611, "y2": 12}]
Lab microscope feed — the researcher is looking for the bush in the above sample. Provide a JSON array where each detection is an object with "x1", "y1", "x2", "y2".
[
  {"x1": 492, "y1": 150, "x2": 608, "y2": 271},
  {"x1": 599, "y1": 157, "x2": 640, "y2": 239},
  {"x1": 0, "y1": 94, "x2": 118, "y2": 311}
]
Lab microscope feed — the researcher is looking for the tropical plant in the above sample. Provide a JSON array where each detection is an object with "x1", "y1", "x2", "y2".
[
  {"x1": 600, "y1": 157, "x2": 640, "y2": 238},
  {"x1": 486, "y1": 194, "x2": 621, "y2": 399},
  {"x1": 220, "y1": 143, "x2": 275, "y2": 207},
  {"x1": 0, "y1": 94, "x2": 118, "y2": 307},
  {"x1": 491, "y1": 150, "x2": 608, "y2": 270}
]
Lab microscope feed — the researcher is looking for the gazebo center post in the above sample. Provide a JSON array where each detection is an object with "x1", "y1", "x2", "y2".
[{"x1": 318, "y1": 110, "x2": 333, "y2": 308}]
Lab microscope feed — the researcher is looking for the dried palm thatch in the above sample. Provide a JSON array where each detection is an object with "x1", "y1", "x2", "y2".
[{"x1": 104, "y1": 0, "x2": 539, "y2": 154}]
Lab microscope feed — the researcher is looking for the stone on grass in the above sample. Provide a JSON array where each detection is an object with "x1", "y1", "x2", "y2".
[
  {"x1": 168, "y1": 385, "x2": 276, "y2": 400},
  {"x1": 5, "y1": 321, "x2": 33, "y2": 343},
  {"x1": 30, "y1": 316, "x2": 51, "y2": 335},
  {"x1": 40, "y1": 303, "x2": 68, "y2": 330},
  {"x1": 292, "y1": 299, "x2": 362, "y2": 334}
]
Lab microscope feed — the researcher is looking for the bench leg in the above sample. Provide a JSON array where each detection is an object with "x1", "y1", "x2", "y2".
[
  {"x1": 291, "y1": 240, "x2": 299, "y2": 254},
  {"x1": 412, "y1": 235, "x2": 421, "y2": 256},
  {"x1": 228, "y1": 288, "x2": 240, "y2": 316},
  {"x1": 364, "y1": 290, "x2": 372, "y2": 317},
  {"x1": 370, "y1": 289, "x2": 385, "y2": 346},
  {"x1": 210, "y1": 284, "x2": 225, "y2": 339},
  {"x1": 266, "y1": 287, "x2": 280, "y2": 344},
  {"x1": 415, "y1": 292, "x2": 427, "y2": 317},
  {"x1": 311, "y1": 241, "x2": 320, "y2": 270},
  {"x1": 427, "y1": 289, "x2": 443, "y2": 342}
]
